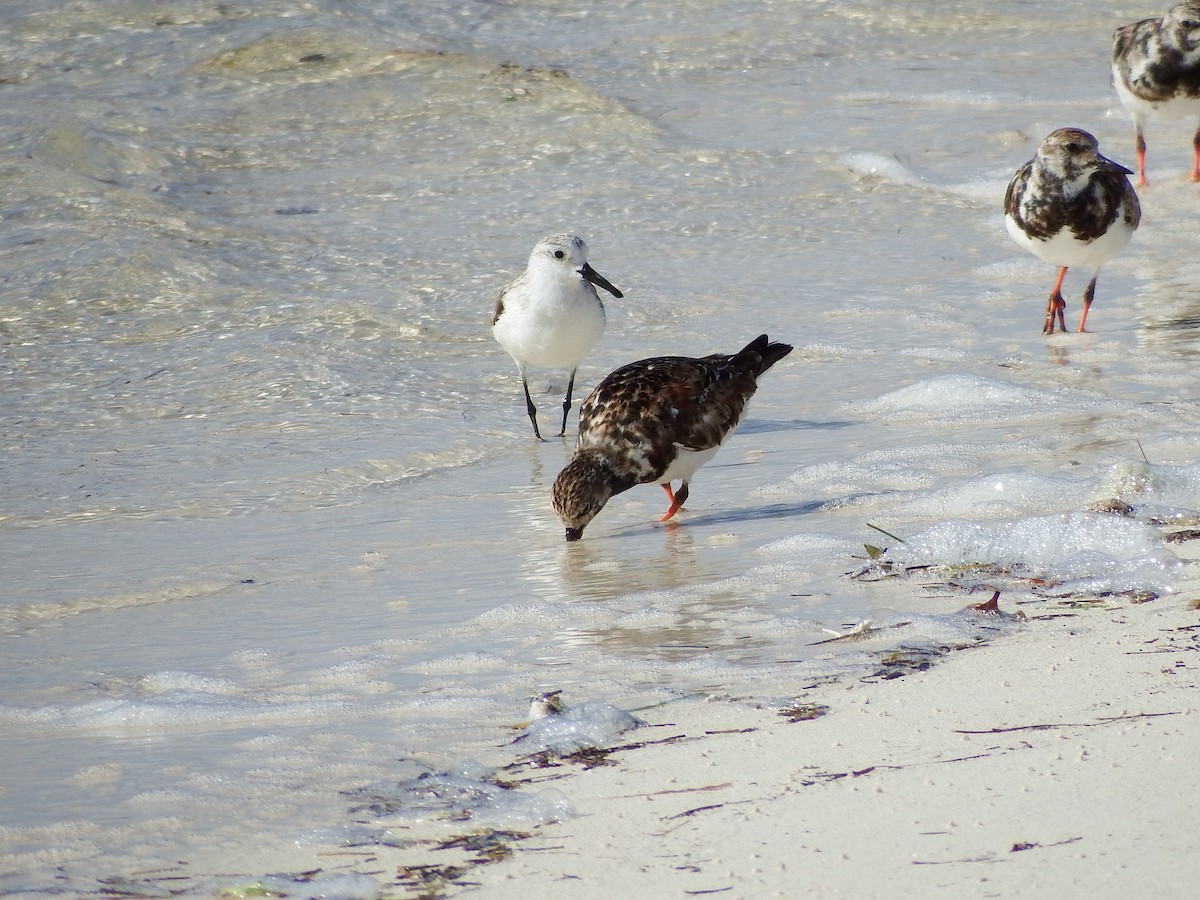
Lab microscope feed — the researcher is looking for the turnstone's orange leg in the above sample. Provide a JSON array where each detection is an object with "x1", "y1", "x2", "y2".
[
  {"x1": 1078, "y1": 276, "x2": 1099, "y2": 333},
  {"x1": 1044, "y1": 267, "x2": 1068, "y2": 335},
  {"x1": 660, "y1": 482, "x2": 689, "y2": 521},
  {"x1": 1191, "y1": 125, "x2": 1200, "y2": 182},
  {"x1": 660, "y1": 483, "x2": 675, "y2": 503},
  {"x1": 1136, "y1": 132, "x2": 1148, "y2": 187}
]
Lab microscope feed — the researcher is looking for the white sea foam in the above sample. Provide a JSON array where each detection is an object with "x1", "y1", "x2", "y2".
[
  {"x1": 0, "y1": 689, "x2": 350, "y2": 733},
  {"x1": 753, "y1": 532, "x2": 858, "y2": 559},
  {"x1": 343, "y1": 764, "x2": 575, "y2": 831},
  {"x1": 851, "y1": 374, "x2": 1121, "y2": 425},
  {"x1": 840, "y1": 152, "x2": 927, "y2": 187},
  {"x1": 893, "y1": 470, "x2": 1093, "y2": 520},
  {"x1": 1092, "y1": 460, "x2": 1200, "y2": 514},
  {"x1": 838, "y1": 151, "x2": 1009, "y2": 202},
  {"x1": 518, "y1": 699, "x2": 642, "y2": 755},
  {"x1": 407, "y1": 651, "x2": 508, "y2": 673},
  {"x1": 882, "y1": 512, "x2": 1180, "y2": 596}
]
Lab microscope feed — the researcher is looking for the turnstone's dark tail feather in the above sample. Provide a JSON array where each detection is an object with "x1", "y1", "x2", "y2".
[{"x1": 730, "y1": 334, "x2": 794, "y2": 377}]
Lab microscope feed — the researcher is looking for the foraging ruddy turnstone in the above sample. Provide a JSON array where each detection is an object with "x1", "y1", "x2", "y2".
[
  {"x1": 491, "y1": 234, "x2": 623, "y2": 439},
  {"x1": 1004, "y1": 128, "x2": 1141, "y2": 334},
  {"x1": 1112, "y1": 2, "x2": 1200, "y2": 185},
  {"x1": 552, "y1": 334, "x2": 793, "y2": 542}
]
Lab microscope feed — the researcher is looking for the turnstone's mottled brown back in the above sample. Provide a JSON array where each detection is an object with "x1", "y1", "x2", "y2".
[
  {"x1": 574, "y1": 334, "x2": 793, "y2": 490},
  {"x1": 553, "y1": 334, "x2": 793, "y2": 540}
]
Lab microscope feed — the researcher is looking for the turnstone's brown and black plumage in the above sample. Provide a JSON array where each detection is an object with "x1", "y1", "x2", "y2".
[
  {"x1": 1112, "y1": 2, "x2": 1200, "y2": 185},
  {"x1": 491, "y1": 234, "x2": 623, "y2": 439},
  {"x1": 551, "y1": 334, "x2": 793, "y2": 541},
  {"x1": 1004, "y1": 128, "x2": 1141, "y2": 334}
]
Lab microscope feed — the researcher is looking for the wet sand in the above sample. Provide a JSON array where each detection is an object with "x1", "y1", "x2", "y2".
[
  {"x1": 470, "y1": 590, "x2": 1200, "y2": 897},
  {"x1": 154, "y1": 542, "x2": 1200, "y2": 899}
]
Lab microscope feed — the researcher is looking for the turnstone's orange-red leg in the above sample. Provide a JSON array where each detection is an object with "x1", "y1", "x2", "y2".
[
  {"x1": 1078, "y1": 276, "x2": 1099, "y2": 333},
  {"x1": 660, "y1": 483, "x2": 675, "y2": 503},
  {"x1": 660, "y1": 482, "x2": 689, "y2": 521},
  {"x1": 1191, "y1": 126, "x2": 1200, "y2": 182},
  {"x1": 1136, "y1": 132, "x2": 1148, "y2": 188},
  {"x1": 1044, "y1": 267, "x2": 1069, "y2": 335}
]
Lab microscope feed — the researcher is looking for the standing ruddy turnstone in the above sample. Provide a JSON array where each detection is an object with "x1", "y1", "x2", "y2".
[
  {"x1": 552, "y1": 334, "x2": 792, "y2": 542},
  {"x1": 1004, "y1": 128, "x2": 1141, "y2": 334},
  {"x1": 491, "y1": 234, "x2": 623, "y2": 439},
  {"x1": 1112, "y1": 2, "x2": 1200, "y2": 185}
]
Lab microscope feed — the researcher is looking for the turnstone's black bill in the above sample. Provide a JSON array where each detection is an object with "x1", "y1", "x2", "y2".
[
  {"x1": 552, "y1": 334, "x2": 793, "y2": 541},
  {"x1": 491, "y1": 234, "x2": 623, "y2": 440},
  {"x1": 1004, "y1": 128, "x2": 1141, "y2": 334}
]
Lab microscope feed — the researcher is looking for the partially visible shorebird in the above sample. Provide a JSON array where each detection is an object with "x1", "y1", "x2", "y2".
[
  {"x1": 552, "y1": 334, "x2": 793, "y2": 542},
  {"x1": 1004, "y1": 128, "x2": 1141, "y2": 334},
  {"x1": 491, "y1": 234, "x2": 623, "y2": 439},
  {"x1": 1112, "y1": 2, "x2": 1200, "y2": 186}
]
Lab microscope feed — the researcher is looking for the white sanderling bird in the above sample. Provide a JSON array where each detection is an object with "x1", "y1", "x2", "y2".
[
  {"x1": 491, "y1": 234, "x2": 623, "y2": 439},
  {"x1": 1004, "y1": 128, "x2": 1141, "y2": 334},
  {"x1": 1112, "y1": 2, "x2": 1200, "y2": 185},
  {"x1": 552, "y1": 334, "x2": 793, "y2": 542}
]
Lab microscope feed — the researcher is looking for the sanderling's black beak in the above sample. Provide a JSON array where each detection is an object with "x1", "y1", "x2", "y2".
[
  {"x1": 579, "y1": 263, "x2": 623, "y2": 298},
  {"x1": 564, "y1": 527, "x2": 584, "y2": 542}
]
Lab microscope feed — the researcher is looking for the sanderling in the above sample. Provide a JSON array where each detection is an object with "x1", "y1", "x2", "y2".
[
  {"x1": 1004, "y1": 128, "x2": 1141, "y2": 334},
  {"x1": 1112, "y1": 2, "x2": 1200, "y2": 185},
  {"x1": 491, "y1": 234, "x2": 623, "y2": 440},
  {"x1": 551, "y1": 334, "x2": 792, "y2": 542}
]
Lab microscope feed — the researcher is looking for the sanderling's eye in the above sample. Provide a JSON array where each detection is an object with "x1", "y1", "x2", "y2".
[
  {"x1": 1065, "y1": 142, "x2": 1082, "y2": 153},
  {"x1": 554, "y1": 250, "x2": 565, "y2": 259}
]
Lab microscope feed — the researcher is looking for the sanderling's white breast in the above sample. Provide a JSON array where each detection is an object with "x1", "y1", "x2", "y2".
[{"x1": 491, "y1": 234, "x2": 622, "y2": 439}]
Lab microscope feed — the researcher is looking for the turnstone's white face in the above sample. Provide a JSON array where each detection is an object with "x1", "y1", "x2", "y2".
[
  {"x1": 1004, "y1": 126, "x2": 1140, "y2": 333},
  {"x1": 1165, "y1": 3, "x2": 1200, "y2": 51},
  {"x1": 1036, "y1": 129, "x2": 1117, "y2": 186}
]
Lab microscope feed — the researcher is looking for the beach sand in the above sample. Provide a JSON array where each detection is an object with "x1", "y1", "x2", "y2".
[
  {"x1": 471, "y1": 596, "x2": 1199, "y2": 897},
  {"x1": 181, "y1": 543, "x2": 1200, "y2": 899}
]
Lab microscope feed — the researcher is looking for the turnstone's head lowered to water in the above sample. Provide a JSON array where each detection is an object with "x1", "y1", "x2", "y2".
[
  {"x1": 1004, "y1": 128, "x2": 1141, "y2": 334},
  {"x1": 552, "y1": 334, "x2": 792, "y2": 541},
  {"x1": 491, "y1": 234, "x2": 623, "y2": 440}
]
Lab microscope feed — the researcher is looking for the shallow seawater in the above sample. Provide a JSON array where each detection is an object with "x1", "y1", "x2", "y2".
[{"x1": 3, "y1": 0, "x2": 1200, "y2": 892}]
